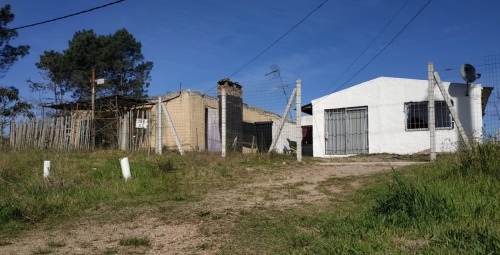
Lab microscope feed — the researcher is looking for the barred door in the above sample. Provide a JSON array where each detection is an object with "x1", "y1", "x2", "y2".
[
  {"x1": 325, "y1": 109, "x2": 346, "y2": 155},
  {"x1": 325, "y1": 107, "x2": 368, "y2": 155},
  {"x1": 345, "y1": 107, "x2": 368, "y2": 154}
]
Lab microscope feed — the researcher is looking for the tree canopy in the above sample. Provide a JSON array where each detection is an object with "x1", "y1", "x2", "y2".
[
  {"x1": 0, "y1": 86, "x2": 33, "y2": 137},
  {"x1": 0, "y1": 4, "x2": 30, "y2": 78},
  {"x1": 0, "y1": 5, "x2": 32, "y2": 137},
  {"x1": 34, "y1": 29, "x2": 153, "y2": 101}
]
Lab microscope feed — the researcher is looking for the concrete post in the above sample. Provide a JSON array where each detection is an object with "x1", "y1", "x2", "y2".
[
  {"x1": 296, "y1": 79, "x2": 302, "y2": 162},
  {"x1": 428, "y1": 62, "x2": 436, "y2": 161},
  {"x1": 221, "y1": 88, "x2": 227, "y2": 158},
  {"x1": 156, "y1": 96, "x2": 162, "y2": 154}
]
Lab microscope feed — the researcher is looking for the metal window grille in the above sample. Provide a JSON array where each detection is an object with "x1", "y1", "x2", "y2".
[
  {"x1": 434, "y1": 101, "x2": 453, "y2": 129},
  {"x1": 406, "y1": 102, "x2": 428, "y2": 130},
  {"x1": 406, "y1": 101, "x2": 453, "y2": 131}
]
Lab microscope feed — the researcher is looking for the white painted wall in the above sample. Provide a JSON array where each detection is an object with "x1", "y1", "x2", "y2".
[
  {"x1": 310, "y1": 77, "x2": 484, "y2": 157},
  {"x1": 302, "y1": 115, "x2": 313, "y2": 126},
  {"x1": 271, "y1": 118, "x2": 297, "y2": 153}
]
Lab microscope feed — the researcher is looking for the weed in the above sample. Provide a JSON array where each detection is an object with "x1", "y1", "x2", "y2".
[
  {"x1": 290, "y1": 233, "x2": 316, "y2": 248},
  {"x1": 0, "y1": 240, "x2": 12, "y2": 246},
  {"x1": 78, "y1": 242, "x2": 93, "y2": 248},
  {"x1": 157, "y1": 158, "x2": 176, "y2": 172},
  {"x1": 118, "y1": 236, "x2": 151, "y2": 247},
  {"x1": 198, "y1": 210, "x2": 211, "y2": 217},
  {"x1": 372, "y1": 172, "x2": 456, "y2": 227},
  {"x1": 170, "y1": 194, "x2": 186, "y2": 201},
  {"x1": 452, "y1": 141, "x2": 500, "y2": 180},
  {"x1": 46, "y1": 240, "x2": 65, "y2": 248},
  {"x1": 437, "y1": 225, "x2": 500, "y2": 253},
  {"x1": 0, "y1": 199, "x2": 25, "y2": 224},
  {"x1": 103, "y1": 247, "x2": 118, "y2": 254},
  {"x1": 199, "y1": 242, "x2": 212, "y2": 250}
]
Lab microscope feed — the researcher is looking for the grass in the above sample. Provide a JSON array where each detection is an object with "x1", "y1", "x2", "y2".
[
  {"x1": 118, "y1": 236, "x2": 151, "y2": 247},
  {"x1": 46, "y1": 240, "x2": 65, "y2": 248},
  {"x1": 0, "y1": 149, "x2": 298, "y2": 239},
  {"x1": 219, "y1": 142, "x2": 500, "y2": 254},
  {"x1": 0, "y1": 145, "x2": 499, "y2": 254}
]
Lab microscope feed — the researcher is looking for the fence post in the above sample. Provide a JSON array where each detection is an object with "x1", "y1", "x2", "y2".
[
  {"x1": 9, "y1": 120, "x2": 14, "y2": 148},
  {"x1": 221, "y1": 88, "x2": 227, "y2": 158},
  {"x1": 156, "y1": 96, "x2": 162, "y2": 154},
  {"x1": 428, "y1": 62, "x2": 436, "y2": 161},
  {"x1": 296, "y1": 79, "x2": 302, "y2": 162}
]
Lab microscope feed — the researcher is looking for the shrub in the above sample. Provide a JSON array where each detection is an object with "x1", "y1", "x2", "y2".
[
  {"x1": 157, "y1": 158, "x2": 176, "y2": 172},
  {"x1": 0, "y1": 200, "x2": 24, "y2": 223}
]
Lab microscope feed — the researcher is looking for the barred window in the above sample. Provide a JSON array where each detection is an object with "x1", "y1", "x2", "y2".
[
  {"x1": 405, "y1": 101, "x2": 453, "y2": 131},
  {"x1": 434, "y1": 101, "x2": 453, "y2": 128},
  {"x1": 406, "y1": 102, "x2": 428, "y2": 130}
]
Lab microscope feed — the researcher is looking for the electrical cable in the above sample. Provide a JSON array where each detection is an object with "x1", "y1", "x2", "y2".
[
  {"x1": 227, "y1": 0, "x2": 328, "y2": 79},
  {"x1": 310, "y1": 0, "x2": 432, "y2": 153},
  {"x1": 205, "y1": 0, "x2": 328, "y2": 94},
  {"x1": 6, "y1": 0, "x2": 126, "y2": 31},
  {"x1": 320, "y1": 0, "x2": 432, "y2": 101},
  {"x1": 323, "y1": 0, "x2": 412, "y2": 96}
]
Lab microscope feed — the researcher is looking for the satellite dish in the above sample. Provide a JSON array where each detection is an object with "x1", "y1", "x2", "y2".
[
  {"x1": 460, "y1": 63, "x2": 481, "y2": 84},
  {"x1": 460, "y1": 63, "x2": 481, "y2": 96}
]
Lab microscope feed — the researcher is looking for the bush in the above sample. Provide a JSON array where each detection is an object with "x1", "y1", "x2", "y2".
[
  {"x1": 0, "y1": 200, "x2": 24, "y2": 223},
  {"x1": 156, "y1": 158, "x2": 176, "y2": 172}
]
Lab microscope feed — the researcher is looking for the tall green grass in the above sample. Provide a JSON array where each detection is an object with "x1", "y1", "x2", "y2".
[
  {"x1": 320, "y1": 142, "x2": 499, "y2": 254},
  {"x1": 221, "y1": 142, "x2": 500, "y2": 254},
  {"x1": 3, "y1": 144, "x2": 499, "y2": 254},
  {"x1": 0, "y1": 149, "x2": 297, "y2": 239}
]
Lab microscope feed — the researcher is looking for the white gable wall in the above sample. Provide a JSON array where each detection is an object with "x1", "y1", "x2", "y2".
[{"x1": 311, "y1": 77, "x2": 483, "y2": 157}]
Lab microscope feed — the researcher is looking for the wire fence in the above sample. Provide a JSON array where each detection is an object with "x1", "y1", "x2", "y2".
[
  {"x1": 430, "y1": 54, "x2": 500, "y2": 156},
  {"x1": 10, "y1": 55, "x2": 498, "y2": 160},
  {"x1": 152, "y1": 78, "x2": 302, "y2": 159},
  {"x1": 6, "y1": 77, "x2": 302, "y2": 160}
]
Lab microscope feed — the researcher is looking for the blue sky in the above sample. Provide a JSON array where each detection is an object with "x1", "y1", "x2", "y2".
[{"x1": 2, "y1": 0, "x2": 500, "y2": 109}]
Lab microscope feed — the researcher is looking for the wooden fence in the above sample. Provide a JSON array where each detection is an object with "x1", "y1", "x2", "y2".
[
  {"x1": 118, "y1": 108, "x2": 152, "y2": 152},
  {"x1": 10, "y1": 116, "x2": 92, "y2": 150},
  {"x1": 9, "y1": 107, "x2": 152, "y2": 151}
]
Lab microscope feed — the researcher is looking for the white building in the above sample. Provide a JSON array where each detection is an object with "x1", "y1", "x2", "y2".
[{"x1": 302, "y1": 77, "x2": 493, "y2": 157}]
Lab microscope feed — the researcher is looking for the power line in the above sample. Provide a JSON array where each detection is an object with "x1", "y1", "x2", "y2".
[
  {"x1": 6, "y1": 0, "x2": 126, "y2": 31},
  {"x1": 227, "y1": 0, "x2": 329, "y2": 78},
  {"x1": 204, "y1": 0, "x2": 328, "y2": 94},
  {"x1": 324, "y1": 0, "x2": 412, "y2": 95},
  {"x1": 323, "y1": 0, "x2": 432, "y2": 97}
]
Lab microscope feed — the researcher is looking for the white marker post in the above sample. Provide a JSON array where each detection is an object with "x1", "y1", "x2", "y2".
[
  {"x1": 120, "y1": 157, "x2": 131, "y2": 180},
  {"x1": 43, "y1": 160, "x2": 50, "y2": 179}
]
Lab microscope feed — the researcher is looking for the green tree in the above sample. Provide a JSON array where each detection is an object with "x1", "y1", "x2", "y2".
[
  {"x1": 29, "y1": 50, "x2": 69, "y2": 106},
  {"x1": 100, "y1": 29, "x2": 153, "y2": 98},
  {"x1": 0, "y1": 4, "x2": 32, "y2": 139},
  {"x1": 0, "y1": 86, "x2": 34, "y2": 137},
  {"x1": 35, "y1": 29, "x2": 153, "y2": 101},
  {"x1": 0, "y1": 4, "x2": 30, "y2": 78}
]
